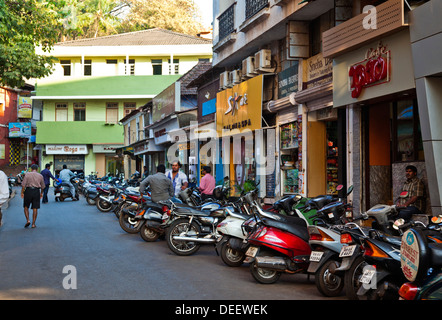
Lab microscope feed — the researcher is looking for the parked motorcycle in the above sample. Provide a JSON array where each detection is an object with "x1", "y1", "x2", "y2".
[
  {"x1": 215, "y1": 189, "x2": 260, "y2": 267},
  {"x1": 306, "y1": 185, "x2": 355, "y2": 296},
  {"x1": 165, "y1": 201, "x2": 226, "y2": 256},
  {"x1": 399, "y1": 216, "x2": 442, "y2": 300},
  {"x1": 54, "y1": 176, "x2": 80, "y2": 202},
  {"x1": 244, "y1": 199, "x2": 311, "y2": 284}
]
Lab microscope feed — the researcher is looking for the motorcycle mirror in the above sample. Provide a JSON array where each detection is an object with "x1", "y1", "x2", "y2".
[
  {"x1": 393, "y1": 218, "x2": 405, "y2": 230},
  {"x1": 346, "y1": 185, "x2": 354, "y2": 195},
  {"x1": 336, "y1": 184, "x2": 344, "y2": 191}
]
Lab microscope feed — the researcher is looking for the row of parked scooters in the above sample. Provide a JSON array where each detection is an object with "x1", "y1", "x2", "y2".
[{"x1": 77, "y1": 177, "x2": 442, "y2": 300}]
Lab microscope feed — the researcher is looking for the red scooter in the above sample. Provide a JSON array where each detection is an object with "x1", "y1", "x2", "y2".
[{"x1": 243, "y1": 200, "x2": 311, "y2": 284}]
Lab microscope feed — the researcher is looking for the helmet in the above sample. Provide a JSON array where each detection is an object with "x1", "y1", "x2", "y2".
[{"x1": 212, "y1": 186, "x2": 224, "y2": 200}]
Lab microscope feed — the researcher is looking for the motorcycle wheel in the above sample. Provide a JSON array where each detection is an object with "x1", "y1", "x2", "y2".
[
  {"x1": 220, "y1": 241, "x2": 245, "y2": 267},
  {"x1": 119, "y1": 209, "x2": 142, "y2": 234},
  {"x1": 249, "y1": 262, "x2": 281, "y2": 284},
  {"x1": 166, "y1": 218, "x2": 201, "y2": 256},
  {"x1": 344, "y1": 255, "x2": 367, "y2": 300},
  {"x1": 140, "y1": 224, "x2": 160, "y2": 242},
  {"x1": 86, "y1": 196, "x2": 96, "y2": 205},
  {"x1": 96, "y1": 198, "x2": 113, "y2": 212},
  {"x1": 315, "y1": 259, "x2": 344, "y2": 297}
]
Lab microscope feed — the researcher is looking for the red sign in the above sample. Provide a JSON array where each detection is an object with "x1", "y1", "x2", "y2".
[{"x1": 349, "y1": 42, "x2": 390, "y2": 98}]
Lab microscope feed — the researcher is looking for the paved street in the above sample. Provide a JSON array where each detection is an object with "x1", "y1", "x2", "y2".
[{"x1": 0, "y1": 187, "x2": 345, "y2": 301}]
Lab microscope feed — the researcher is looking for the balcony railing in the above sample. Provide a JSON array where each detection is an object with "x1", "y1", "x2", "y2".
[
  {"x1": 218, "y1": 4, "x2": 235, "y2": 41},
  {"x1": 245, "y1": 0, "x2": 269, "y2": 20}
]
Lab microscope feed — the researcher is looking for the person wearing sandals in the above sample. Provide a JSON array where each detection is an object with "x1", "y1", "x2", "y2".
[{"x1": 21, "y1": 164, "x2": 45, "y2": 228}]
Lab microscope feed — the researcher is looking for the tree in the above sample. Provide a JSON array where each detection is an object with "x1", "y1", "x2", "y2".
[
  {"x1": 0, "y1": 0, "x2": 63, "y2": 88},
  {"x1": 120, "y1": 0, "x2": 204, "y2": 36}
]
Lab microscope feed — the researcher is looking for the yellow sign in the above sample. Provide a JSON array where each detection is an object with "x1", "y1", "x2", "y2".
[
  {"x1": 18, "y1": 96, "x2": 32, "y2": 118},
  {"x1": 216, "y1": 75, "x2": 263, "y2": 135}
]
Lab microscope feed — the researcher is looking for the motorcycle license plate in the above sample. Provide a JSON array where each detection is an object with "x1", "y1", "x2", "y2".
[
  {"x1": 339, "y1": 245, "x2": 356, "y2": 257},
  {"x1": 245, "y1": 246, "x2": 259, "y2": 257},
  {"x1": 55, "y1": 193, "x2": 61, "y2": 197},
  {"x1": 360, "y1": 268, "x2": 376, "y2": 284},
  {"x1": 309, "y1": 251, "x2": 324, "y2": 262}
]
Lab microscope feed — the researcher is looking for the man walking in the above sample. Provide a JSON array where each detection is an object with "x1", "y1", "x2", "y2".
[
  {"x1": 139, "y1": 164, "x2": 174, "y2": 203},
  {"x1": 166, "y1": 161, "x2": 188, "y2": 198},
  {"x1": 21, "y1": 164, "x2": 45, "y2": 228},
  {"x1": 0, "y1": 170, "x2": 9, "y2": 227},
  {"x1": 40, "y1": 163, "x2": 56, "y2": 203},
  {"x1": 59, "y1": 164, "x2": 77, "y2": 200}
]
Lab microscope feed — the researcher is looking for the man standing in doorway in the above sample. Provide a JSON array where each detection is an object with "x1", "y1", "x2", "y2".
[
  {"x1": 166, "y1": 161, "x2": 188, "y2": 198},
  {"x1": 397, "y1": 165, "x2": 425, "y2": 220},
  {"x1": 21, "y1": 164, "x2": 45, "y2": 228},
  {"x1": 41, "y1": 163, "x2": 56, "y2": 203}
]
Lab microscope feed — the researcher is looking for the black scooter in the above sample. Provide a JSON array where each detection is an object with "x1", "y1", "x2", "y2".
[{"x1": 54, "y1": 176, "x2": 80, "y2": 202}]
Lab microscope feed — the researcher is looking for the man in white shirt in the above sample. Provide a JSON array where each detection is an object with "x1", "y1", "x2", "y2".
[
  {"x1": 166, "y1": 161, "x2": 188, "y2": 197},
  {"x1": 0, "y1": 170, "x2": 10, "y2": 226}
]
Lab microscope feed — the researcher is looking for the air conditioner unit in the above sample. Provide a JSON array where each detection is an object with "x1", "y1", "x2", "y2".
[
  {"x1": 230, "y1": 70, "x2": 242, "y2": 85},
  {"x1": 219, "y1": 71, "x2": 229, "y2": 89},
  {"x1": 254, "y1": 49, "x2": 274, "y2": 73},
  {"x1": 241, "y1": 56, "x2": 257, "y2": 79}
]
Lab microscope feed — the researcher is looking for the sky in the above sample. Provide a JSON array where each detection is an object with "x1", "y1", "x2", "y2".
[{"x1": 194, "y1": 0, "x2": 213, "y2": 28}]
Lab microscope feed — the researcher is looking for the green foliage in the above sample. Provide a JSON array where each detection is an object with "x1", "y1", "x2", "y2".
[{"x1": 0, "y1": 0, "x2": 63, "y2": 87}]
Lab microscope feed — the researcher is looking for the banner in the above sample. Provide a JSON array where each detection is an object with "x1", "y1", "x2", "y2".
[{"x1": 216, "y1": 75, "x2": 263, "y2": 135}]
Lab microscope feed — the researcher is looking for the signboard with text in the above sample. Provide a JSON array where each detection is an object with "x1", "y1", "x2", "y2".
[{"x1": 216, "y1": 75, "x2": 263, "y2": 135}]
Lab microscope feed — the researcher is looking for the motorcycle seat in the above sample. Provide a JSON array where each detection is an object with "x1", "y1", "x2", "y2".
[
  {"x1": 176, "y1": 206, "x2": 213, "y2": 216},
  {"x1": 261, "y1": 217, "x2": 309, "y2": 242},
  {"x1": 143, "y1": 202, "x2": 164, "y2": 211},
  {"x1": 382, "y1": 235, "x2": 402, "y2": 247},
  {"x1": 429, "y1": 242, "x2": 442, "y2": 267}
]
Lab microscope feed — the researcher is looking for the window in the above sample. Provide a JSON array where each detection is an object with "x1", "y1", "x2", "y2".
[
  {"x1": 124, "y1": 102, "x2": 136, "y2": 116},
  {"x1": 393, "y1": 99, "x2": 424, "y2": 162},
  {"x1": 73, "y1": 102, "x2": 86, "y2": 121},
  {"x1": 106, "y1": 59, "x2": 118, "y2": 64},
  {"x1": 60, "y1": 60, "x2": 71, "y2": 76},
  {"x1": 84, "y1": 60, "x2": 92, "y2": 76},
  {"x1": 124, "y1": 59, "x2": 135, "y2": 75},
  {"x1": 152, "y1": 59, "x2": 162, "y2": 75},
  {"x1": 168, "y1": 59, "x2": 179, "y2": 74},
  {"x1": 106, "y1": 102, "x2": 119, "y2": 123},
  {"x1": 55, "y1": 103, "x2": 68, "y2": 121}
]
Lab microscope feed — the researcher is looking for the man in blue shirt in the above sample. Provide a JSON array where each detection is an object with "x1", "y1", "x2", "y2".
[{"x1": 40, "y1": 163, "x2": 56, "y2": 203}]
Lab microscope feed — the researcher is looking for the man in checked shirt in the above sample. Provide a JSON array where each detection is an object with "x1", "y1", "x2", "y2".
[{"x1": 396, "y1": 165, "x2": 425, "y2": 220}]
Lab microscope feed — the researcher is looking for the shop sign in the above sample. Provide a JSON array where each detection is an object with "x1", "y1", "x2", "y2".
[
  {"x1": 278, "y1": 62, "x2": 299, "y2": 98},
  {"x1": 152, "y1": 82, "x2": 180, "y2": 123},
  {"x1": 302, "y1": 53, "x2": 332, "y2": 90},
  {"x1": 9, "y1": 122, "x2": 31, "y2": 138},
  {"x1": 92, "y1": 144, "x2": 123, "y2": 153},
  {"x1": 400, "y1": 229, "x2": 420, "y2": 282},
  {"x1": 134, "y1": 142, "x2": 149, "y2": 155},
  {"x1": 17, "y1": 96, "x2": 32, "y2": 118},
  {"x1": 46, "y1": 144, "x2": 88, "y2": 155},
  {"x1": 349, "y1": 42, "x2": 390, "y2": 98},
  {"x1": 216, "y1": 75, "x2": 263, "y2": 134}
]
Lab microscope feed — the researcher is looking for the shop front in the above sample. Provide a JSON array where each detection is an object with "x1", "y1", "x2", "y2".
[
  {"x1": 295, "y1": 52, "x2": 343, "y2": 197},
  {"x1": 333, "y1": 29, "x2": 429, "y2": 214},
  {"x1": 45, "y1": 144, "x2": 89, "y2": 175},
  {"x1": 216, "y1": 75, "x2": 264, "y2": 196},
  {"x1": 92, "y1": 144, "x2": 124, "y2": 176}
]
